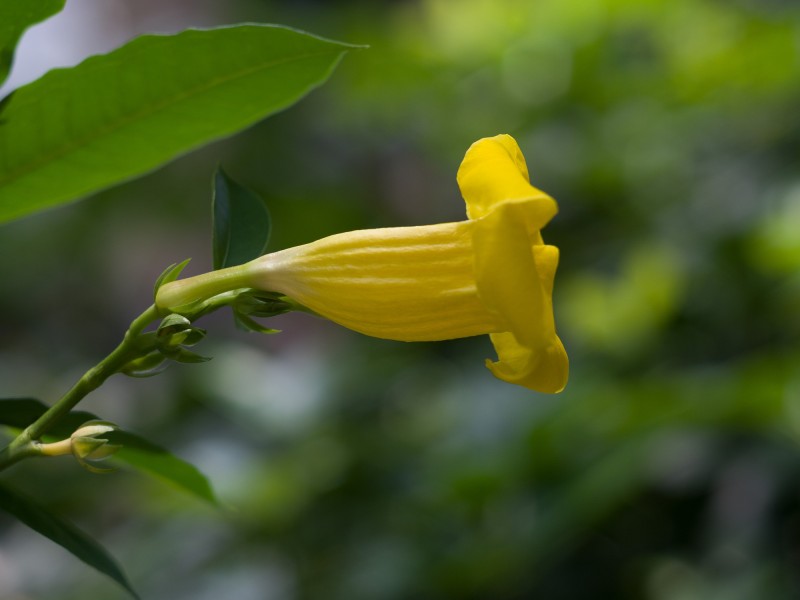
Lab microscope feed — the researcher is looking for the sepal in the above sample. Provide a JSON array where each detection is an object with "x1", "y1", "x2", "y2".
[
  {"x1": 153, "y1": 259, "x2": 192, "y2": 302},
  {"x1": 233, "y1": 312, "x2": 281, "y2": 334},
  {"x1": 70, "y1": 420, "x2": 121, "y2": 474}
]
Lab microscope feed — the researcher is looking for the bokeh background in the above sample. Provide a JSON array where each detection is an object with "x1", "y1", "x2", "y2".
[{"x1": 1, "y1": 0, "x2": 800, "y2": 598}]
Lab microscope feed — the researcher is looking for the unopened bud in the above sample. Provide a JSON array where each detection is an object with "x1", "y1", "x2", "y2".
[{"x1": 70, "y1": 421, "x2": 121, "y2": 473}]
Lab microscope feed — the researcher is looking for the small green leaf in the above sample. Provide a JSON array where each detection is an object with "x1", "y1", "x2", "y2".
[
  {"x1": 213, "y1": 167, "x2": 272, "y2": 270},
  {"x1": 153, "y1": 258, "x2": 191, "y2": 302},
  {"x1": 105, "y1": 430, "x2": 218, "y2": 505},
  {"x1": 0, "y1": 0, "x2": 65, "y2": 87},
  {"x1": 0, "y1": 25, "x2": 359, "y2": 224},
  {"x1": 0, "y1": 482, "x2": 138, "y2": 598}
]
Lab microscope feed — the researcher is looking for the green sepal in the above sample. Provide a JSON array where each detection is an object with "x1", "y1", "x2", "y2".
[
  {"x1": 120, "y1": 351, "x2": 169, "y2": 378},
  {"x1": 72, "y1": 436, "x2": 108, "y2": 459},
  {"x1": 160, "y1": 347, "x2": 212, "y2": 364},
  {"x1": 158, "y1": 313, "x2": 192, "y2": 333},
  {"x1": 233, "y1": 312, "x2": 281, "y2": 335},
  {"x1": 180, "y1": 328, "x2": 207, "y2": 347},
  {"x1": 233, "y1": 291, "x2": 293, "y2": 318},
  {"x1": 73, "y1": 439, "x2": 120, "y2": 474},
  {"x1": 152, "y1": 259, "x2": 191, "y2": 302},
  {"x1": 156, "y1": 314, "x2": 206, "y2": 348}
]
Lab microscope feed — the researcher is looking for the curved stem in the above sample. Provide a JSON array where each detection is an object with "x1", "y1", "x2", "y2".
[
  {"x1": 0, "y1": 305, "x2": 161, "y2": 472},
  {"x1": 156, "y1": 263, "x2": 250, "y2": 309}
]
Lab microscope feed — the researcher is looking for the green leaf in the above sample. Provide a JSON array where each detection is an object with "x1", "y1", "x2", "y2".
[
  {"x1": 0, "y1": 399, "x2": 218, "y2": 504},
  {"x1": 0, "y1": 397, "x2": 95, "y2": 438},
  {"x1": 105, "y1": 430, "x2": 219, "y2": 506},
  {"x1": 213, "y1": 167, "x2": 272, "y2": 270},
  {"x1": 0, "y1": 90, "x2": 16, "y2": 122},
  {"x1": 0, "y1": 0, "x2": 65, "y2": 87},
  {"x1": 0, "y1": 25, "x2": 359, "y2": 224},
  {"x1": 0, "y1": 482, "x2": 138, "y2": 598}
]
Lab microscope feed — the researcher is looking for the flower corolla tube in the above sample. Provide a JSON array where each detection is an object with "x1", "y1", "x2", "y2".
[{"x1": 156, "y1": 135, "x2": 568, "y2": 393}]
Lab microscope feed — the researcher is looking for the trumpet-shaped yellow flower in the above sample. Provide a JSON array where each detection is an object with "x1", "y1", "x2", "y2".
[{"x1": 156, "y1": 135, "x2": 568, "y2": 392}]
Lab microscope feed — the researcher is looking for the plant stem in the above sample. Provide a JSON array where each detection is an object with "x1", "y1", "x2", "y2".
[
  {"x1": 156, "y1": 263, "x2": 250, "y2": 309},
  {"x1": 0, "y1": 305, "x2": 162, "y2": 472}
]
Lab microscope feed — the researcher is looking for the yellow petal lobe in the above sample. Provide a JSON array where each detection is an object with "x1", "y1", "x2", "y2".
[{"x1": 457, "y1": 134, "x2": 557, "y2": 223}]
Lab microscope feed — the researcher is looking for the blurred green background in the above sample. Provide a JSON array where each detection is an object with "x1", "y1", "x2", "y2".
[{"x1": 1, "y1": 0, "x2": 800, "y2": 598}]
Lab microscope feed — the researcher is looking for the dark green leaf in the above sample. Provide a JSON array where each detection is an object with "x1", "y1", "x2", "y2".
[
  {"x1": 0, "y1": 25, "x2": 359, "y2": 224},
  {"x1": 153, "y1": 258, "x2": 191, "y2": 301},
  {"x1": 0, "y1": 399, "x2": 218, "y2": 504},
  {"x1": 213, "y1": 167, "x2": 272, "y2": 270},
  {"x1": 0, "y1": 482, "x2": 138, "y2": 598},
  {"x1": 0, "y1": 0, "x2": 65, "y2": 87},
  {"x1": 0, "y1": 398, "x2": 96, "y2": 438},
  {"x1": 105, "y1": 430, "x2": 218, "y2": 505},
  {"x1": 0, "y1": 90, "x2": 16, "y2": 122}
]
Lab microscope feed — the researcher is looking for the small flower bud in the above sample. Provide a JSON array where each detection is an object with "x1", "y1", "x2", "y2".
[{"x1": 70, "y1": 421, "x2": 121, "y2": 472}]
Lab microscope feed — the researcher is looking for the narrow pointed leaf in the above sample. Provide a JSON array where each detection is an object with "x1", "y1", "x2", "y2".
[
  {"x1": 0, "y1": 397, "x2": 95, "y2": 438},
  {"x1": 213, "y1": 167, "x2": 272, "y2": 270},
  {"x1": 0, "y1": 25, "x2": 359, "y2": 224},
  {"x1": 0, "y1": 399, "x2": 218, "y2": 504},
  {"x1": 0, "y1": 0, "x2": 65, "y2": 87},
  {"x1": 105, "y1": 430, "x2": 218, "y2": 505},
  {"x1": 0, "y1": 482, "x2": 138, "y2": 598}
]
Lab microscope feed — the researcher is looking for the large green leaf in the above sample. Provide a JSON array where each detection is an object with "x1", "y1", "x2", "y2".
[
  {"x1": 213, "y1": 167, "x2": 272, "y2": 270},
  {"x1": 106, "y1": 430, "x2": 219, "y2": 505},
  {"x1": 0, "y1": 25, "x2": 358, "y2": 224},
  {"x1": 0, "y1": 482, "x2": 138, "y2": 598},
  {"x1": 0, "y1": 398, "x2": 218, "y2": 504},
  {"x1": 0, "y1": 397, "x2": 95, "y2": 437},
  {"x1": 0, "y1": 0, "x2": 65, "y2": 87}
]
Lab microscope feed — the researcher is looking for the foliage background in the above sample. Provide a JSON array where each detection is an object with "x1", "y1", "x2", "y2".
[{"x1": 1, "y1": 0, "x2": 799, "y2": 598}]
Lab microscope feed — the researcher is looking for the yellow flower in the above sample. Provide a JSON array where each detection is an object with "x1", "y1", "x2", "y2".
[{"x1": 156, "y1": 135, "x2": 568, "y2": 393}]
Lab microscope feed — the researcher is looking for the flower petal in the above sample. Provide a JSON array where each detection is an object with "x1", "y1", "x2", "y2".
[
  {"x1": 457, "y1": 134, "x2": 557, "y2": 223},
  {"x1": 472, "y1": 200, "x2": 569, "y2": 393},
  {"x1": 248, "y1": 221, "x2": 500, "y2": 342}
]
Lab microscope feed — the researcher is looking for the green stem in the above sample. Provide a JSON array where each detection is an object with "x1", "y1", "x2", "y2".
[
  {"x1": 0, "y1": 305, "x2": 161, "y2": 472},
  {"x1": 156, "y1": 263, "x2": 250, "y2": 309}
]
